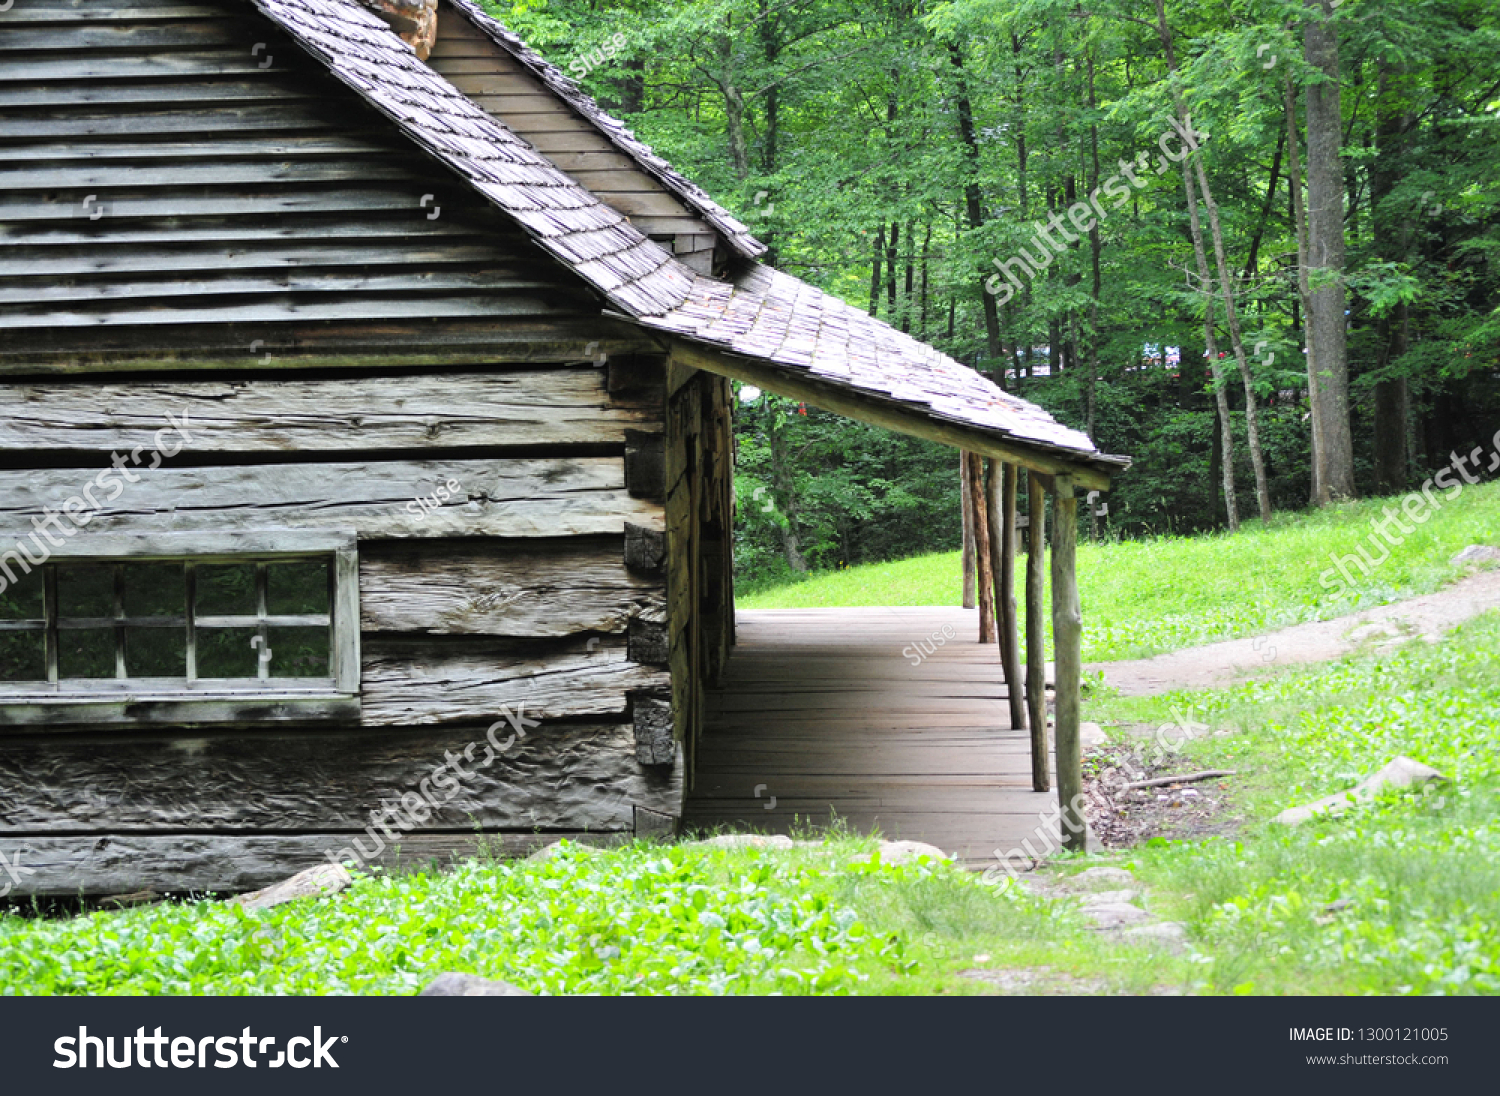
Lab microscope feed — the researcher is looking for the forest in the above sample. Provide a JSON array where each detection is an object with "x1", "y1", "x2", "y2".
[{"x1": 490, "y1": 0, "x2": 1500, "y2": 586}]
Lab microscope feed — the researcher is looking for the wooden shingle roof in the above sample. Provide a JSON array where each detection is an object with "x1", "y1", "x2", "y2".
[
  {"x1": 443, "y1": 0, "x2": 766, "y2": 262},
  {"x1": 253, "y1": 0, "x2": 1126, "y2": 476}
]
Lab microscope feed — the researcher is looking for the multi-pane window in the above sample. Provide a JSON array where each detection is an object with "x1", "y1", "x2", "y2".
[
  {"x1": 0, "y1": 532, "x2": 359, "y2": 725},
  {"x1": 1, "y1": 559, "x2": 331, "y2": 684}
]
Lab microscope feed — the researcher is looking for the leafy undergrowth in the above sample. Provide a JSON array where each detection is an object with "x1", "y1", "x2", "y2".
[
  {"x1": 0, "y1": 838, "x2": 1181, "y2": 996},
  {"x1": 1085, "y1": 611, "x2": 1500, "y2": 994},
  {"x1": 740, "y1": 480, "x2": 1500, "y2": 660}
]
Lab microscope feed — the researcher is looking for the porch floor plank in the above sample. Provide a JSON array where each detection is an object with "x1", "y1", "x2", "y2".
[{"x1": 683, "y1": 607, "x2": 1067, "y2": 867}]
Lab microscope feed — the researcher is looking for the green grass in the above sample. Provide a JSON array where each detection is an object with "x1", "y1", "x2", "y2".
[
  {"x1": 1081, "y1": 611, "x2": 1500, "y2": 994},
  {"x1": 740, "y1": 481, "x2": 1500, "y2": 660},
  {"x1": 0, "y1": 837, "x2": 1186, "y2": 996}
]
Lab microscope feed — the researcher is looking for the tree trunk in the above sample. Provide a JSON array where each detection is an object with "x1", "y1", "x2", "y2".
[
  {"x1": 1154, "y1": 0, "x2": 1265, "y2": 526},
  {"x1": 950, "y1": 42, "x2": 1002, "y2": 362},
  {"x1": 1285, "y1": 69, "x2": 1321, "y2": 505},
  {"x1": 767, "y1": 409, "x2": 807, "y2": 572},
  {"x1": 1185, "y1": 154, "x2": 1240, "y2": 530},
  {"x1": 1304, "y1": 0, "x2": 1356, "y2": 501},
  {"x1": 1371, "y1": 60, "x2": 1411, "y2": 494},
  {"x1": 869, "y1": 224, "x2": 884, "y2": 317}
]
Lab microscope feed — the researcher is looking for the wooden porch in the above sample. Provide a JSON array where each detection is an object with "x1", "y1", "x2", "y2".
[{"x1": 684, "y1": 606, "x2": 1074, "y2": 867}]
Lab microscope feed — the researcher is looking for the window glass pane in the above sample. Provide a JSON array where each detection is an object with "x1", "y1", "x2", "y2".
[
  {"x1": 197, "y1": 564, "x2": 257, "y2": 617},
  {"x1": 123, "y1": 562, "x2": 184, "y2": 619},
  {"x1": 0, "y1": 563, "x2": 44, "y2": 620},
  {"x1": 268, "y1": 626, "x2": 330, "y2": 678},
  {"x1": 267, "y1": 560, "x2": 329, "y2": 616},
  {"x1": 196, "y1": 627, "x2": 261, "y2": 679},
  {"x1": 126, "y1": 627, "x2": 185, "y2": 677},
  {"x1": 0, "y1": 633, "x2": 45, "y2": 681},
  {"x1": 57, "y1": 564, "x2": 114, "y2": 618},
  {"x1": 58, "y1": 627, "x2": 115, "y2": 678}
]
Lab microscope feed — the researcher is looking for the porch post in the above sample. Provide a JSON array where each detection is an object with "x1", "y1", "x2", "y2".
[
  {"x1": 989, "y1": 459, "x2": 1025, "y2": 733},
  {"x1": 1025, "y1": 471, "x2": 1049, "y2": 792},
  {"x1": 1050, "y1": 475, "x2": 1085, "y2": 850}
]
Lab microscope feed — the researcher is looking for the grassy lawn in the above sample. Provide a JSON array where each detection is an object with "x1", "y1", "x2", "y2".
[
  {"x1": 1080, "y1": 610, "x2": 1500, "y2": 994},
  {"x1": 0, "y1": 838, "x2": 1187, "y2": 996},
  {"x1": 5, "y1": 487, "x2": 1498, "y2": 996},
  {"x1": 6, "y1": 612, "x2": 1494, "y2": 996},
  {"x1": 740, "y1": 481, "x2": 1500, "y2": 661}
]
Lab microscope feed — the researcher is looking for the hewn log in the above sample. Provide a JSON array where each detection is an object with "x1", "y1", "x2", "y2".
[
  {"x1": 1050, "y1": 477, "x2": 1084, "y2": 850},
  {"x1": 0, "y1": 371, "x2": 659, "y2": 454},
  {"x1": 632, "y1": 695, "x2": 676, "y2": 766},
  {"x1": 359, "y1": 540, "x2": 663, "y2": 638},
  {"x1": 0, "y1": 832, "x2": 634, "y2": 897},
  {"x1": 359, "y1": 641, "x2": 670, "y2": 726},
  {"x1": 1026, "y1": 472, "x2": 1049, "y2": 792},
  {"x1": 0, "y1": 720, "x2": 681, "y2": 834},
  {"x1": 0, "y1": 459, "x2": 664, "y2": 540},
  {"x1": 624, "y1": 523, "x2": 666, "y2": 574}
]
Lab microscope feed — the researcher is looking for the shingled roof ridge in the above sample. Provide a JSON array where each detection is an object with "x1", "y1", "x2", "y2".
[
  {"x1": 443, "y1": 0, "x2": 767, "y2": 261},
  {"x1": 249, "y1": 0, "x2": 697, "y2": 317}
]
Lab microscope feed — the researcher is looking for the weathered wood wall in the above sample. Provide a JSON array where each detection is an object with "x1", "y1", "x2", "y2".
[
  {"x1": 0, "y1": 0, "x2": 658, "y2": 374},
  {"x1": 0, "y1": 0, "x2": 679, "y2": 895},
  {"x1": 662, "y1": 355, "x2": 735, "y2": 785}
]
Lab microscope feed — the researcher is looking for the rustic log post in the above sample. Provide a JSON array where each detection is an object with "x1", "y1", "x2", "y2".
[
  {"x1": 968, "y1": 452, "x2": 996, "y2": 644},
  {"x1": 1025, "y1": 472, "x2": 1049, "y2": 791},
  {"x1": 960, "y1": 452, "x2": 976, "y2": 610},
  {"x1": 985, "y1": 459, "x2": 1006, "y2": 665},
  {"x1": 997, "y1": 461, "x2": 1026, "y2": 731},
  {"x1": 1050, "y1": 475, "x2": 1085, "y2": 851}
]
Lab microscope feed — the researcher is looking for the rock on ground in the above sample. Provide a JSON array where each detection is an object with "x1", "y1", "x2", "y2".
[
  {"x1": 418, "y1": 973, "x2": 533, "y2": 997},
  {"x1": 874, "y1": 840, "x2": 950, "y2": 865},
  {"x1": 696, "y1": 834, "x2": 795, "y2": 850},
  {"x1": 1452, "y1": 544, "x2": 1500, "y2": 566},
  {"x1": 1064, "y1": 866, "x2": 1137, "y2": 890},
  {"x1": 1122, "y1": 921, "x2": 1189, "y2": 953},
  {"x1": 1274, "y1": 755, "x2": 1448, "y2": 826},
  {"x1": 1081, "y1": 902, "x2": 1153, "y2": 929},
  {"x1": 231, "y1": 863, "x2": 350, "y2": 912}
]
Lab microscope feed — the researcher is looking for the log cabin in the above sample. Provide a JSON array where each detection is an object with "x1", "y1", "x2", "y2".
[{"x1": 0, "y1": 0, "x2": 1128, "y2": 896}]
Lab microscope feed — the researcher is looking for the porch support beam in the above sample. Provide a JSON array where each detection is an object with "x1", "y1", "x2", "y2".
[
  {"x1": 1026, "y1": 471, "x2": 1049, "y2": 791},
  {"x1": 666, "y1": 341, "x2": 1117, "y2": 491},
  {"x1": 991, "y1": 459, "x2": 1026, "y2": 733},
  {"x1": 1050, "y1": 474, "x2": 1086, "y2": 850}
]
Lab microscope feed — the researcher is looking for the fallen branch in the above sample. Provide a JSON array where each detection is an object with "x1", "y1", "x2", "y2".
[{"x1": 1124, "y1": 770, "x2": 1237, "y2": 791}]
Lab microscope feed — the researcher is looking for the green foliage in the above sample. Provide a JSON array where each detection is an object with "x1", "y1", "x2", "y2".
[{"x1": 1091, "y1": 612, "x2": 1500, "y2": 994}]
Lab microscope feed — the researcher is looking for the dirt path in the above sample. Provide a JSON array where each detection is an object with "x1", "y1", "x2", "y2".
[{"x1": 1088, "y1": 567, "x2": 1500, "y2": 697}]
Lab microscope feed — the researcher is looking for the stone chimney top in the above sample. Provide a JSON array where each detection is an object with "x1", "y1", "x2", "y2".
[{"x1": 356, "y1": 0, "x2": 437, "y2": 61}]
